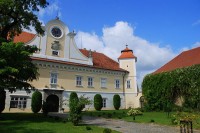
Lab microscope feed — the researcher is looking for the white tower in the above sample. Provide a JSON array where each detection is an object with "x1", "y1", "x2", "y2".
[{"x1": 118, "y1": 45, "x2": 139, "y2": 108}]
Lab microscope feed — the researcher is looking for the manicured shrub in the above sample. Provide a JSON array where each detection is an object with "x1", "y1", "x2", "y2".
[
  {"x1": 31, "y1": 90, "x2": 42, "y2": 113},
  {"x1": 113, "y1": 94, "x2": 121, "y2": 110},
  {"x1": 0, "y1": 90, "x2": 6, "y2": 113},
  {"x1": 103, "y1": 128, "x2": 112, "y2": 133},
  {"x1": 94, "y1": 94, "x2": 103, "y2": 111},
  {"x1": 69, "y1": 92, "x2": 79, "y2": 109}
]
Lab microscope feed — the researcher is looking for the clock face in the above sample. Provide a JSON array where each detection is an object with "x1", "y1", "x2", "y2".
[{"x1": 51, "y1": 26, "x2": 62, "y2": 38}]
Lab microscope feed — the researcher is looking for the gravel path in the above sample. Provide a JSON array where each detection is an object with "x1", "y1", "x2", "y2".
[
  {"x1": 49, "y1": 113, "x2": 200, "y2": 133},
  {"x1": 82, "y1": 116, "x2": 181, "y2": 133}
]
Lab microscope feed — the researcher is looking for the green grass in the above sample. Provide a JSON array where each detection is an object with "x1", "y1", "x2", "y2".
[
  {"x1": 0, "y1": 113, "x2": 119, "y2": 133},
  {"x1": 83, "y1": 110, "x2": 200, "y2": 129}
]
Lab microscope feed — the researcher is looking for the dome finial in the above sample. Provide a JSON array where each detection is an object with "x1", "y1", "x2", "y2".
[{"x1": 126, "y1": 44, "x2": 128, "y2": 48}]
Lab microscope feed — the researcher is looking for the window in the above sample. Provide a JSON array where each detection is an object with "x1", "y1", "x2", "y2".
[
  {"x1": 115, "y1": 79, "x2": 120, "y2": 89},
  {"x1": 127, "y1": 80, "x2": 131, "y2": 88},
  {"x1": 52, "y1": 50, "x2": 59, "y2": 56},
  {"x1": 102, "y1": 98, "x2": 107, "y2": 108},
  {"x1": 50, "y1": 73, "x2": 58, "y2": 84},
  {"x1": 76, "y1": 76, "x2": 82, "y2": 86},
  {"x1": 88, "y1": 77, "x2": 93, "y2": 87},
  {"x1": 101, "y1": 78, "x2": 107, "y2": 88},
  {"x1": 10, "y1": 97, "x2": 27, "y2": 109}
]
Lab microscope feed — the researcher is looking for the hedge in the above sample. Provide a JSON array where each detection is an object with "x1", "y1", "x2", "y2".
[{"x1": 142, "y1": 64, "x2": 200, "y2": 111}]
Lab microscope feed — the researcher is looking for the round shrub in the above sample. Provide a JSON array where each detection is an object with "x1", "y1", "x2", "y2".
[
  {"x1": 0, "y1": 90, "x2": 6, "y2": 113},
  {"x1": 94, "y1": 94, "x2": 103, "y2": 111},
  {"x1": 113, "y1": 94, "x2": 121, "y2": 110},
  {"x1": 31, "y1": 90, "x2": 42, "y2": 113}
]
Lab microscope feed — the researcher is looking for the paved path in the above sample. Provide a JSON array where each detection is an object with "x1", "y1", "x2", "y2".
[
  {"x1": 82, "y1": 116, "x2": 181, "y2": 133},
  {"x1": 49, "y1": 113, "x2": 200, "y2": 133}
]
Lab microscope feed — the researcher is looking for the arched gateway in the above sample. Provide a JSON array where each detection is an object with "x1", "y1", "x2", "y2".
[{"x1": 46, "y1": 95, "x2": 59, "y2": 112}]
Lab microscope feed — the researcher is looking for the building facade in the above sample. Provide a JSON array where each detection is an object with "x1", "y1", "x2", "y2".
[{"x1": 4, "y1": 18, "x2": 141, "y2": 112}]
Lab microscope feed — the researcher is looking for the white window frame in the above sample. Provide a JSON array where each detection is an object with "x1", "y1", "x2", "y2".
[
  {"x1": 102, "y1": 98, "x2": 107, "y2": 108},
  {"x1": 115, "y1": 79, "x2": 120, "y2": 89},
  {"x1": 10, "y1": 96, "x2": 27, "y2": 109},
  {"x1": 88, "y1": 77, "x2": 93, "y2": 87},
  {"x1": 76, "y1": 76, "x2": 82, "y2": 86},
  {"x1": 127, "y1": 80, "x2": 131, "y2": 89},
  {"x1": 101, "y1": 78, "x2": 107, "y2": 88},
  {"x1": 50, "y1": 73, "x2": 58, "y2": 84}
]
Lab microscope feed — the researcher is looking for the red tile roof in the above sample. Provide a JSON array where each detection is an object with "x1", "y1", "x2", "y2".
[
  {"x1": 154, "y1": 47, "x2": 200, "y2": 74},
  {"x1": 32, "y1": 53, "x2": 127, "y2": 72},
  {"x1": 118, "y1": 47, "x2": 136, "y2": 59},
  {"x1": 13, "y1": 31, "x2": 36, "y2": 43},
  {"x1": 80, "y1": 49, "x2": 126, "y2": 71}
]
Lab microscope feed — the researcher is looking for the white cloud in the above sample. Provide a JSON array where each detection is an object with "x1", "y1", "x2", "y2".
[
  {"x1": 75, "y1": 32, "x2": 104, "y2": 51},
  {"x1": 75, "y1": 21, "x2": 176, "y2": 88},
  {"x1": 192, "y1": 42, "x2": 200, "y2": 48},
  {"x1": 38, "y1": 1, "x2": 61, "y2": 19}
]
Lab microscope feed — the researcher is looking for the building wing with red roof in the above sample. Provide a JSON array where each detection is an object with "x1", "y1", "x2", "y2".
[{"x1": 154, "y1": 47, "x2": 200, "y2": 74}]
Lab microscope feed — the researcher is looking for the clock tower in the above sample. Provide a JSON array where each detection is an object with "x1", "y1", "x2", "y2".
[{"x1": 44, "y1": 18, "x2": 69, "y2": 58}]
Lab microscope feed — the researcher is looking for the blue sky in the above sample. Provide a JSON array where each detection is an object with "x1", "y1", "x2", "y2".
[
  {"x1": 37, "y1": 0, "x2": 200, "y2": 87},
  {"x1": 40, "y1": 0, "x2": 200, "y2": 52}
]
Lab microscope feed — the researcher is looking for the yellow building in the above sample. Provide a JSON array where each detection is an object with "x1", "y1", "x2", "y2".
[{"x1": 5, "y1": 18, "x2": 141, "y2": 112}]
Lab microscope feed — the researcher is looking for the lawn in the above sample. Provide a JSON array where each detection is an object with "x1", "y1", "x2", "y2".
[
  {"x1": 0, "y1": 113, "x2": 119, "y2": 133},
  {"x1": 82, "y1": 109, "x2": 200, "y2": 129}
]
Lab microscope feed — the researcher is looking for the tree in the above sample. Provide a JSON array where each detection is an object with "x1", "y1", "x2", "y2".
[
  {"x1": 0, "y1": 0, "x2": 49, "y2": 42},
  {"x1": 0, "y1": 0, "x2": 48, "y2": 113},
  {"x1": 31, "y1": 90, "x2": 42, "y2": 113},
  {"x1": 113, "y1": 94, "x2": 121, "y2": 110},
  {"x1": 69, "y1": 92, "x2": 92, "y2": 126},
  {"x1": 0, "y1": 89, "x2": 6, "y2": 113},
  {"x1": 94, "y1": 94, "x2": 103, "y2": 111},
  {"x1": 0, "y1": 42, "x2": 39, "y2": 93}
]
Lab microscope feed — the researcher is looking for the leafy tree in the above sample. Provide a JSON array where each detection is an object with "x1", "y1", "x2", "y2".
[
  {"x1": 94, "y1": 94, "x2": 103, "y2": 111},
  {"x1": 0, "y1": 0, "x2": 48, "y2": 113},
  {"x1": 0, "y1": 0, "x2": 49, "y2": 42},
  {"x1": 113, "y1": 94, "x2": 121, "y2": 110},
  {"x1": 31, "y1": 90, "x2": 42, "y2": 113},
  {"x1": 69, "y1": 92, "x2": 92, "y2": 126},
  {"x1": 0, "y1": 89, "x2": 6, "y2": 113},
  {"x1": 0, "y1": 42, "x2": 39, "y2": 93}
]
